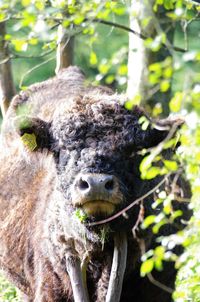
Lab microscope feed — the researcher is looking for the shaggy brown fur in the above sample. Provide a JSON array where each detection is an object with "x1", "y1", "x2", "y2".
[{"x1": 0, "y1": 66, "x2": 190, "y2": 302}]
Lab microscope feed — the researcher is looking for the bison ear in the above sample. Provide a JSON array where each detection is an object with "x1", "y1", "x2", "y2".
[
  {"x1": 16, "y1": 117, "x2": 51, "y2": 151},
  {"x1": 143, "y1": 117, "x2": 184, "y2": 148}
]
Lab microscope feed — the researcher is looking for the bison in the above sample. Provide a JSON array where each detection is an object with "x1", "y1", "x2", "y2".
[{"x1": 0, "y1": 66, "x2": 190, "y2": 302}]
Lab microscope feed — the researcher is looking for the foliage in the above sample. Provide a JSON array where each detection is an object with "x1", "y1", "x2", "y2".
[
  {"x1": 0, "y1": 0, "x2": 200, "y2": 301},
  {"x1": 0, "y1": 0, "x2": 129, "y2": 89},
  {"x1": 173, "y1": 104, "x2": 200, "y2": 301},
  {"x1": 134, "y1": 2, "x2": 200, "y2": 302},
  {"x1": 0, "y1": 273, "x2": 21, "y2": 301}
]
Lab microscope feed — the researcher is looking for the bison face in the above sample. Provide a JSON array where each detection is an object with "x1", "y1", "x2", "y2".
[
  {"x1": 17, "y1": 99, "x2": 182, "y2": 228},
  {"x1": 49, "y1": 100, "x2": 151, "y2": 223}
]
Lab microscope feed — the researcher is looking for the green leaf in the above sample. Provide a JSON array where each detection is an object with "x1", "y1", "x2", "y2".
[
  {"x1": 105, "y1": 74, "x2": 114, "y2": 84},
  {"x1": 90, "y1": 51, "x2": 97, "y2": 65},
  {"x1": 35, "y1": 0, "x2": 45, "y2": 10},
  {"x1": 152, "y1": 103, "x2": 163, "y2": 116},
  {"x1": 149, "y1": 62, "x2": 162, "y2": 72},
  {"x1": 74, "y1": 15, "x2": 84, "y2": 25},
  {"x1": 164, "y1": 160, "x2": 178, "y2": 171},
  {"x1": 139, "y1": 116, "x2": 150, "y2": 131},
  {"x1": 118, "y1": 64, "x2": 127, "y2": 75},
  {"x1": 160, "y1": 80, "x2": 170, "y2": 92},
  {"x1": 29, "y1": 38, "x2": 38, "y2": 45},
  {"x1": 113, "y1": 6, "x2": 126, "y2": 15},
  {"x1": 74, "y1": 209, "x2": 88, "y2": 222},
  {"x1": 163, "y1": 67, "x2": 173, "y2": 78},
  {"x1": 142, "y1": 215, "x2": 156, "y2": 228},
  {"x1": 171, "y1": 210, "x2": 183, "y2": 221},
  {"x1": 153, "y1": 219, "x2": 167, "y2": 234},
  {"x1": 154, "y1": 259, "x2": 163, "y2": 271},
  {"x1": 143, "y1": 166, "x2": 161, "y2": 179},
  {"x1": 155, "y1": 246, "x2": 165, "y2": 257},
  {"x1": 99, "y1": 63, "x2": 110, "y2": 74},
  {"x1": 21, "y1": 0, "x2": 31, "y2": 7},
  {"x1": 0, "y1": 12, "x2": 6, "y2": 21},
  {"x1": 125, "y1": 95, "x2": 141, "y2": 110},
  {"x1": 140, "y1": 259, "x2": 154, "y2": 276},
  {"x1": 169, "y1": 92, "x2": 183, "y2": 112},
  {"x1": 11, "y1": 39, "x2": 28, "y2": 52}
]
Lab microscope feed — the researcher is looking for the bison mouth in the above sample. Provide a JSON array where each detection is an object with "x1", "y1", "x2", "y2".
[{"x1": 81, "y1": 200, "x2": 116, "y2": 216}]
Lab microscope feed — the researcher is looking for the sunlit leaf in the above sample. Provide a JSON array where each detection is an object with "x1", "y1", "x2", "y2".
[
  {"x1": 143, "y1": 166, "x2": 161, "y2": 179},
  {"x1": 118, "y1": 64, "x2": 127, "y2": 75},
  {"x1": 140, "y1": 259, "x2": 154, "y2": 276},
  {"x1": 21, "y1": 0, "x2": 31, "y2": 7},
  {"x1": 163, "y1": 160, "x2": 178, "y2": 171},
  {"x1": 90, "y1": 51, "x2": 98, "y2": 65},
  {"x1": 160, "y1": 80, "x2": 170, "y2": 92},
  {"x1": 125, "y1": 95, "x2": 141, "y2": 110},
  {"x1": 142, "y1": 215, "x2": 156, "y2": 228},
  {"x1": 11, "y1": 39, "x2": 28, "y2": 52},
  {"x1": 105, "y1": 74, "x2": 114, "y2": 84},
  {"x1": 99, "y1": 63, "x2": 110, "y2": 74},
  {"x1": 169, "y1": 92, "x2": 183, "y2": 112}
]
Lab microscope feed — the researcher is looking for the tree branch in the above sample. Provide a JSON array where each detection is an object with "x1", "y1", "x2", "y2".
[
  {"x1": 0, "y1": 48, "x2": 56, "y2": 63},
  {"x1": 66, "y1": 256, "x2": 90, "y2": 302},
  {"x1": 0, "y1": 22, "x2": 16, "y2": 117},
  {"x1": 147, "y1": 273, "x2": 173, "y2": 294},
  {"x1": 90, "y1": 18, "x2": 186, "y2": 53},
  {"x1": 106, "y1": 232, "x2": 127, "y2": 302}
]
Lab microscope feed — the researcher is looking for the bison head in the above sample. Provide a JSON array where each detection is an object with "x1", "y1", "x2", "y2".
[{"x1": 16, "y1": 94, "x2": 182, "y2": 237}]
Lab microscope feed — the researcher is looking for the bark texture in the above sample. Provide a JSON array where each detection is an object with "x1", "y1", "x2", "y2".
[{"x1": 0, "y1": 22, "x2": 15, "y2": 117}]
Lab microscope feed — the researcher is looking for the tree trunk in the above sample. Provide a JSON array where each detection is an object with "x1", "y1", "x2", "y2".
[
  {"x1": 55, "y1": 24, "x2": 74, "y2": 74},
  {"x1": 0, "y1": 21, "x2": 16, "y2": 117},
  {"x1": 127, "y1": 0, "x2": 175, "y2": 116}
]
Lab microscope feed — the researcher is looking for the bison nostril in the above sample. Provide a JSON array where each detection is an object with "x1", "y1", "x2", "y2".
[
  {"x1": 75, "y1": 174, "x2": 116, "y2": 195},
  {"x1": 105, "y1": 180, "x2": 114, "y2": 191},
  {"x1": 79, "y1": 179, "x2": 89, "y2": 190}
]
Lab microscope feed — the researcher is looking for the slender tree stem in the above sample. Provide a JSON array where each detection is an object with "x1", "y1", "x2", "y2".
[
  {"x1": 0, "y1": 22, "x2": 15, "y2": 116},
  {"x1": 55, "y1": 24, "x2": 74, "y2": 74},
  {"x1": 106, "y1": 232, "x2": 127, "y2": 302}
]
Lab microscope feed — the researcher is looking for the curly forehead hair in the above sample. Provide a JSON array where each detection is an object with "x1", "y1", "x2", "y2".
[{"x1": 51, "y1": 94, "x2": 149, "y2": 156}]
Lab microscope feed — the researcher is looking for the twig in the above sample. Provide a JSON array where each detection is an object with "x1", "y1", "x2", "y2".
[
  {"x1": 90, "y1": 18, "x2": 186, "y2": 53},
  {"x1": 91, "y1": 18, "x2": 147, "y2": 40},
  {"x1": 106, "y1": 232, "x2": 127, "y2": 302},
  {"x1": 19, "y1": 56, "x2": 54, "y2": 89},
  {"x1": 12, "y1": 48, "x2": 56, "y2": 59},
  {"x1": 147, "y1": 272, "x2": 173, "y2": 294},
  {"x1": 132, "y1": 201, "x2": 145, "y2": 238}
]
